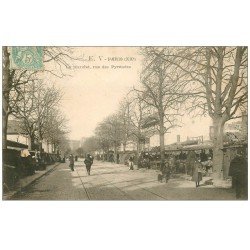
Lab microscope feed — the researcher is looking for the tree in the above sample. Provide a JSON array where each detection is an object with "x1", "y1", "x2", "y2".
[
  {"x1": 139, "y1": 47, "x2": 186, "y2": 165},
  {"x1": 2, "y1": 47, "x2": 10, "y2": 147},
  {"x1": 76, "y1": 147, "x2": 84, "y2": 157},
  {"x1": 43, "y1": 108, "x2": 69, "y2": 153},
  {"x1": 34, "y1": 83, "x2": 62, "y2": 152},
  {"x1": 117, "y1": 98, "x2": 134, "y2": 153},
  {"x1": 156, "y1": 46, "x2": 248, "y2": 179},
  {"x1": 57, "y1": 136, "x2": 71, "y2": 157},
  {"x1": 2, "y1": 46, "x2": 80, "y2": 149},
  {"x1": 81, "y1": 136, "x2": 99, "y2": 155},
  {"x1": 124, "y1": 90, "x2": 149, "y2": 161},
  {"x1": 8, "y1": 76, "x2": 41, "y2": 149},
  {"x1": 2, "y1": 47, "x2": 36, "y2": 149},
  {"x1": 11, "y1": 79, "x2": 63, "y2": 151},
  {"x1": 95, "y1": 114, "x2": 123, "y2": 163}
]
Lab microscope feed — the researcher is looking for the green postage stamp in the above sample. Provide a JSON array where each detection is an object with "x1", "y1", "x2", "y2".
[{"x1": 10, "y1": 46, "x2": 44, "y2": 70}]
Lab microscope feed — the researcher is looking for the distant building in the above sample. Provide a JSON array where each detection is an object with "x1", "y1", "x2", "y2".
[
  {"x1": 147, "y1": 116, "x2": 212, "y2": 148},
  {"x1": 68, "y1": 139, "x2": 80, "y2": 152},
  {"x1": 118, "y1": 141, "x2": 137, "y2": 152},
  {"x1": 7, "y1": 120, "x2": 29, "y2": 146},
  {"x1": 7, "y1": 119, "x2": 53, "y2": 153},
  {"x1": 147, "y1": 112, "x2": 247, "y2": 149},
  {"x1": 80, "y1": 137, "x2": 87, "y2": 148},
  {"x1": 224, "y1": 112, "x2": 248, "y2": 143}
]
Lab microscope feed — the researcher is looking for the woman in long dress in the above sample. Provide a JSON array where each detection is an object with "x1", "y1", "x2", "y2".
[{"x1": 192, "y1": 160, "x2": 203, "y2": 187}]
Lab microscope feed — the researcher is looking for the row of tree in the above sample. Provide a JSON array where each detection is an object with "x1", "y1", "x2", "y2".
[
  {"x1": 2, "y1": 47, "x2": 78, "y2": 154},
  {"x1": 80, "y1": 47, "x2": 247, "y2": 179},
  {"x1": 2, "y1": 46, "x2": 247, "y2": 178}
]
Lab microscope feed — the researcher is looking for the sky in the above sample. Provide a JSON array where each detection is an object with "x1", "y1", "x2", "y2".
[
  {"x1": 53, "y1": 47, "x2": 143, "y2": 140},
  {"x1": 44, "y1": 47, "x2": 214, "y2": 142},
  {"x1": 11, "y1": 46, "x2": 243, "y2": 144}
]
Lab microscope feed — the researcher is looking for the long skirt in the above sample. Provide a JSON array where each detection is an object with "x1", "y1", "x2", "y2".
[{"x1": 192, "y1": 171, "x2": 202, "y2": 182}]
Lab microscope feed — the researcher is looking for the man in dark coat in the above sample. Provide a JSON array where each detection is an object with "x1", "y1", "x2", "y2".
[
  {"x1": 200, "y1": 150, "x2": 208, "y2": 163},
  {"x1": 228, "y1": 149, "x2": 248, "y2": 200},
  {"x1": 69, "y1": 154, "x2": 74, "y2": 171},
  {"x1": 84, "y1": 154, "x2": 93, "y2": 175}
]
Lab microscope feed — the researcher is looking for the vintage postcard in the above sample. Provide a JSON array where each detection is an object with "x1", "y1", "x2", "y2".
[{"x1": 2, "y1": 46, "x2": 248, "y2": 200}]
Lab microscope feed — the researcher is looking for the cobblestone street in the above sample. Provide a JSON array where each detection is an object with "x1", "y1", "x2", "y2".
[{"x1": 12, "y1": 159, "x2": 236, "y2": 200}]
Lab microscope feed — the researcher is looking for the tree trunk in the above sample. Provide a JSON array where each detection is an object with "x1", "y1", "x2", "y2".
[
  {"x1": 114, "y1": 144, "x2": 118, "y2": 164},
  {"x1": 136, "y1": 138, "x2": 141, "y2": 166},
  {"x1": 2, "y1": 112, "x2": 8, "y2": 150},
  {"x1": 28, "y1": 135, "x2": 32, "y2": 150},
  {"x1": 31, "y1": 136, "x2": 36, "y2": 150},
  {"x1": 38, "y1": 130, "x2": 43, "y2": 152},
  {"x1": 39, "y1": 142, "x2": 43, "y2": 153},
  {"x1": 2, "y1": 46, "x2": 10, "y2": 150},
  {"x1": 159, "y1": 114, "x2": 165, "y2": 166},
  {"x1": 212, "y1": 118, "x2": 225, "y2": 179},
  {"x1": 123, "y1": 142, "x2": 126, "y2": 153},
  {"x1": 27, "y1": 133, "x2": 36, "y2": 150}
]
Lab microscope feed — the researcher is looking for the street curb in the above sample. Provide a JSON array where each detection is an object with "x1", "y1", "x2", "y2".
[{"x1": 3, "y1": 162, "x2": 61, "y2": 200}]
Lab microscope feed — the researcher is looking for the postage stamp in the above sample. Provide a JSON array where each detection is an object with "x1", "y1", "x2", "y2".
[{"x1": 10, "y1": 46, "x2": 43, "y2": 70}]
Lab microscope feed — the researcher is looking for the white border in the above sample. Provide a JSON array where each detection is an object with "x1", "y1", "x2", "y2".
[{"x1": 1, "y1": 1, "x2": 250, "y2": 250}]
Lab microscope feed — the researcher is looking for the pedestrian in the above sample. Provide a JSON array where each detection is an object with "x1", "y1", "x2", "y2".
[
  {"x1": 169, "y1": 154, "x2": 176, "y2": 173},
  {"x1": 84, "y1": 154, "x2": 93, "y2": 175},
  {"x1": 158, "y1": 161, "x2": 171, "y2": 183},
  {"x1": 200, "y1": 149, "x2": 208, "y2": 163},
  {"x1": 143, "y1": 153, "x2": 150, "y2": 169},
  {"x1": 138, "y1": 153, "x2": 143, "y2": 169},
  {"x1": 187, "y1": 151, "x2": 196, "y2": 175},
  {"x1": 191, "y1": 158, "x2": 203, "y2": 187},
  {"x1": 128, "y1": 156, "x2": 134, "y2": 170},
  {"x1": 69, "y1": 154, "x2": 74, "y2": 171},
  {"x1": 205, "y1": 157, "x2": 213, "y2": 173},
  {"x1": 34, "y1": 150, "x2": 40, "y2": 171},
  {"x1": 228, "y1": 148, "x2": 248, "y2": 200}
]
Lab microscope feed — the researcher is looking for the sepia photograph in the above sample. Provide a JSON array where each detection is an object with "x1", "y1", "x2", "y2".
[
  {"x1": 2, "y1": 46, "x2": 248, "y2": 201},
  {"x1": 1, "y1": 2, "x2": 250, "y2": 250}
]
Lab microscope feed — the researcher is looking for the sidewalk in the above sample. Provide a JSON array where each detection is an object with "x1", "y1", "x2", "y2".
[
  {"x1": 93, "y1": 162, "x2": 236, "y2": 200},
  {"x1": 2, "y1": 162, "x2": 61, "y2": 200},
  {"x1": 4, "y1": 161, "x2": 236, "y2": 200},
  {"x1": 135, "y1": 165, "x2": 232, "y2": 189}
]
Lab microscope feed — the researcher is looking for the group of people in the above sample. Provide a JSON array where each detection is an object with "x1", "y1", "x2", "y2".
[
  {"x1": 67, "y1": 148, "x2": 247, "y2": 200},
  {"x1": 157, "y1": 150, "x2": 203, "y2": 186},
  {"x1": 188, "y1": 148, "x2": 247, "y2": 198},
  {"x1": 68, "y1": 154, "x2": 94, "y2": 175},
  {"x1": 158, "y1": 148, "x2": 247, "y2": 199}
]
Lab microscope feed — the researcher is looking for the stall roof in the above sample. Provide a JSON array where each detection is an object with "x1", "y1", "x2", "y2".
[{"x1": 7, "y1": 140, "x2": 28, "y2": 149}]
